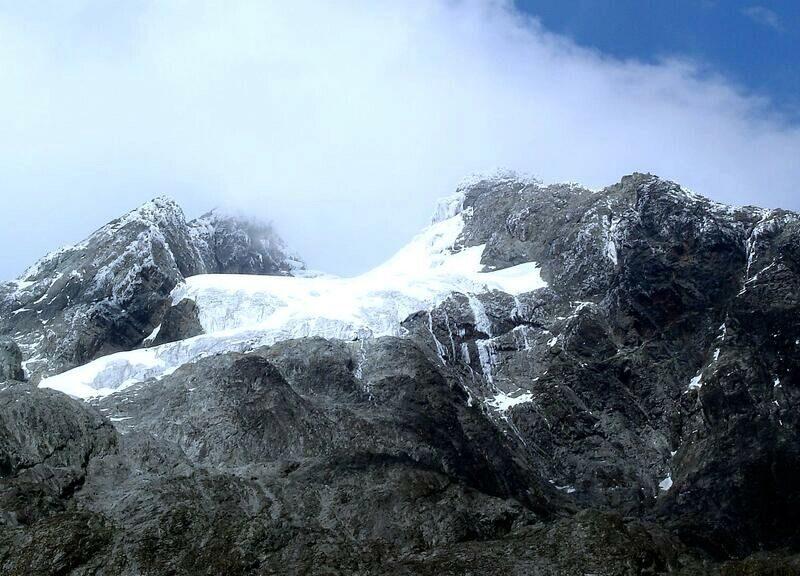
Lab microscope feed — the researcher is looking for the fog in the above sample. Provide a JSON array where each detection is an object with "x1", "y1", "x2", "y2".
[{"x1": 1, "y1": 0, "x2": 799, "y2": 279}]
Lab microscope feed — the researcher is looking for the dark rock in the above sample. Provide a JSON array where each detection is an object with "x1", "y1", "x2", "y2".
[
  {"x1": 151, "y1": 298, "x2": 204, "y2": 345},
  {"x1": 0, "y1": 383, "x2": 117, "y2": 527},
  {"x1": 0, "y1": 339, "x2": 24, "y2": 382},
  {"x1": 4, "y1": 338, "x2": 562, "y2": 574},
  {"x1": 412, "y1": 172, "x2": 800, "y2": 558}
]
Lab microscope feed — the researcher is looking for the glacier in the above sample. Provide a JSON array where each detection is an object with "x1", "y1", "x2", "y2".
[{"x1": 40, "y1": 201, "x2": 547, "y2": 399}]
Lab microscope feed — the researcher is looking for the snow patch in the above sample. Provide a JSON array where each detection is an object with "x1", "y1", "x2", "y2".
[
  {"x1": 605, "y1": 217, "x2": 620, "y2": 265},
  {"x1": 142, "y1": 324, "x2": 162, "y2": 346},
  {"x1": 455, "y1": 168, "x2": 537, "y2": 191},
  {"x1": 485, "y1": 390, "x2": 534, "y2": 412},
  {"x1": 467, "y1": 294, "x2": 492, "y2": 337},
  {"x1": 554, "y1": 485, "x2": 576, "y2": 494},
  {"x1": 688, "y1": 373, "x2": 703, "y2": 391},
  {"x1": 460, "y1": 342, "x2": 471, "y2": 364},
  {"x1": 605, "y1": 239, "x2": 618, "y2": 265},
  {"x1": 476, "y1": 340, "x2": 496, "y2": 384}
]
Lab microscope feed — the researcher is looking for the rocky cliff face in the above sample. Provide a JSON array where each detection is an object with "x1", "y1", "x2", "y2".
[
  {"x1": 1, "y1": 175, "x2": 799, "y2": 575},
  {"x1": 430, "y1": 174, "x2": 798, "y2": 551},
  {"x1": 0, "y1": 198, "x2": 303, "y2": 378},
  {"x1": 412, "y1": 173, "x2": 800, "y2": 554}
]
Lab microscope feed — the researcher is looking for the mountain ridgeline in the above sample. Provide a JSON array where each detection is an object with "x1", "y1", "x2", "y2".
[
  {"x1": 1, "y1": 173, "x2": 799, "y2": 575},
  {"x1": 0, "y1": 199, "x2": 303, "y2": 377}
]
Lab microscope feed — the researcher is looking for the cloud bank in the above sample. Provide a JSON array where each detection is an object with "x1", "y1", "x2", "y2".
[{"x1": 1, "y1": 0, "x2": 799, "y2": 277}]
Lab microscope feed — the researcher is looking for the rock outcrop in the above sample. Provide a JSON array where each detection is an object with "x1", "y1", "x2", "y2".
[
  {"x1": 0, "y1": 337, "x2": 709, "y2": 575},
  {"x1": 0, "y1": 339, "x2": 24, "y2": 382},
  {"x1": 150, "y1": 298, "x2": 204, "y2": 346}
]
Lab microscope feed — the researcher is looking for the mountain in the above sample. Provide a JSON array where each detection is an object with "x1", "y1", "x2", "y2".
[
  {"x1": 0, "y1": 198, "x2": 303, "y2": 377},
  {"x1": 1, "y1": 174, "x2": 799, "y2": 575}
]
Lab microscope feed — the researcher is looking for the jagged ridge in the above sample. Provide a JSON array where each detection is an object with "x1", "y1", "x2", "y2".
[{"x1": 0, "y1": 197, "x2": 303, "y2": 377}]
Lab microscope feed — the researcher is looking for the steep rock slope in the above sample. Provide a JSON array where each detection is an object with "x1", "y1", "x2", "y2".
[
  {"x1": 0, "y1": 198, "x2": 302, "y2": 377},
  {"x1": 410, "y1": 173, "x2": 800, "y2": 557},
  {"x1": 2, "y1": 337, "x2": 717, "y2": 575}
]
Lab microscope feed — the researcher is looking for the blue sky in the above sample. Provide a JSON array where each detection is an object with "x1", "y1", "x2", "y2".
[
  {"x1": 517, "y1": 1, "x2": 800, "y2": 117},
  {"x1": 1, "y1": 1, "x2": 799, "y2": 279}
]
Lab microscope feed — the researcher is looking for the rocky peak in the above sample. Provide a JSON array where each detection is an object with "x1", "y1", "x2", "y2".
[
  {"x1": 402, "y1": 172, "x2": 800, "y2": 557},
  {"x1": 189, "y1": 209, "x2": 304, "y2": 276},
  {"x1": 0, "y1": 197, "x2": 302, "y2": 377}
]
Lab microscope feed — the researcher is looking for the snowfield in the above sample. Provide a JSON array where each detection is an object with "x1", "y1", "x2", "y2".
[{"x1": 40, "y1": 199, "x2": 547, "y2": 399}]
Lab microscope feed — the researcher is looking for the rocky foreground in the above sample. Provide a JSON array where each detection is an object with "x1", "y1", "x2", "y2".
[{"x1": 1, "y1": 173, "x2": 799, "y2": 575}]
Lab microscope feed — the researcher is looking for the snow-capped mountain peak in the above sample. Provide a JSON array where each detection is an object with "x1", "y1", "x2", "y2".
[
  {"x1": 0, "y1": 196, "x2": 304, "y2": 377},
  {"x1": 39, "y1": 202, "x2": 547, "y2": 398}
]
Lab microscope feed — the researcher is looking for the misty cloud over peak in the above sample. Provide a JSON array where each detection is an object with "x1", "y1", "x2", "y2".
[{"x1": 1, "y1": 0, "x2": 798, "y2": 278}]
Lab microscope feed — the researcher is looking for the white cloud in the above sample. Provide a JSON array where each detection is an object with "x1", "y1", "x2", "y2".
[
  {"x1": 742, "y1": 6, "x2": 783, "y2": 31},
  {"x1": 0, "y1": 0, "x2": 798, "y2": 277}
]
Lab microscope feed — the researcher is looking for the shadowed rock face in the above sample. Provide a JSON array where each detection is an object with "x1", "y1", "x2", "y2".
[
  {"x1": 0, "y1": 199, "x2": 302, "y2": 378},
  {"x1": 0, "y1": 339, "x2": 23, "y2": 382},
  {"x1": 151, "y1": 298, "x2": 204, "y2": 346},
  {"x1": 1, "y1": 173, "x2": 800, "y2": 574},
  {"x1": 0, "y1": 383, "x2": 116, "y2": 524},
  {"x1": 406, "y1": 173, "x2": 800, "y2": 559}
]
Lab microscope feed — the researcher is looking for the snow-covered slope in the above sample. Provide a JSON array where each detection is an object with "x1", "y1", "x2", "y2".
[{"x1": 40, "y1": 198, "x2": 546, "y2": 398}]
